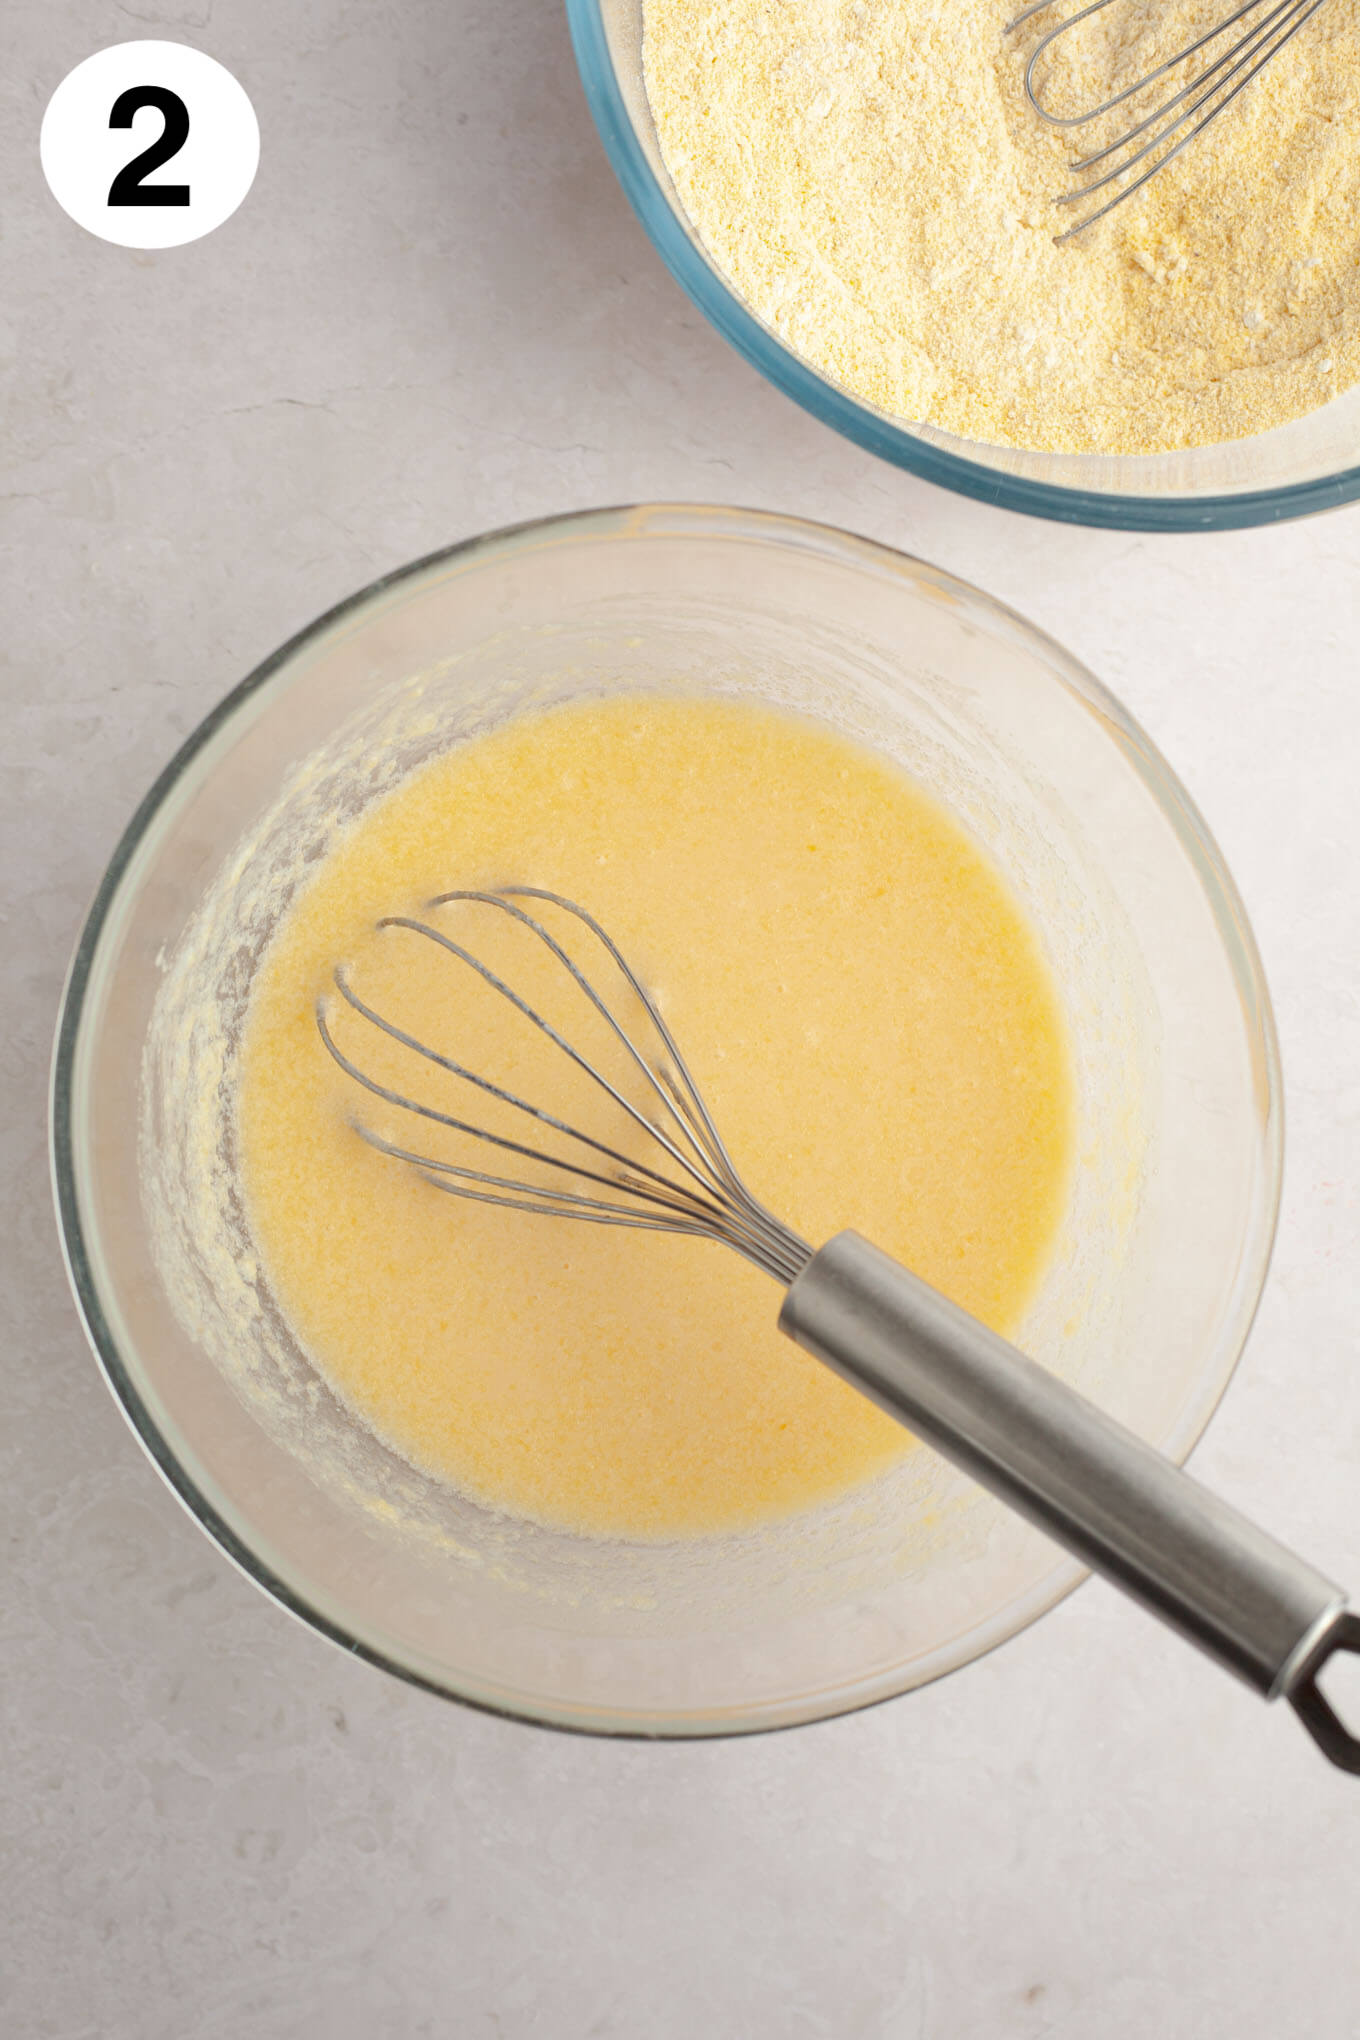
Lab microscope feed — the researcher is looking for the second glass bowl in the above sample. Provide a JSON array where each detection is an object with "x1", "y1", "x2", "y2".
[{"x1": 567, "y1": 0, "x2": 1360, "y2": 531}]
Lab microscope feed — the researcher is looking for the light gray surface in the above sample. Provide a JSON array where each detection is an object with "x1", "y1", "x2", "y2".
[{"x1": 3, "y1": 2, "x2": 1359, "y2": 2035}]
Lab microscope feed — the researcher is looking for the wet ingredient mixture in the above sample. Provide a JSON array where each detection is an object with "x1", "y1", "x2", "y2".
[
  {"x1": 643, "y1": 0, "x2": 1360, "y2": 453},
  {"x1": 237, "y1": 695, "x2": 1072, "y2": 1538}
]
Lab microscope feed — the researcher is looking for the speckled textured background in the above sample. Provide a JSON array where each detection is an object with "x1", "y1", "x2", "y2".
[{"x1": 4, "y1": 3, "x2": 1359, "y2": 2035}]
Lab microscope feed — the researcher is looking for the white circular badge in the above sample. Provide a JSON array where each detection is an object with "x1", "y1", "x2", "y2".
[{"x1": 40, "y1": 41, "x2": 259, "y2": 249}]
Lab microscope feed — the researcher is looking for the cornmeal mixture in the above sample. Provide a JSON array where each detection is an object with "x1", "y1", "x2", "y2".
[
  {"x1": 644, "y1": 0, "x2": 1360, "y2": 452},
  {"x1": 238, "y1": 696, "x2": 1072, "y2": 1537}
]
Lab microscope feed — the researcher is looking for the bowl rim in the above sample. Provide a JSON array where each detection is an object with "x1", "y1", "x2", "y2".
[
  {"x1": 50, "y1": 501, "x2": 1285, "y2": 1735},
  {"x1": 565, "y1": 0, "x2": 1360, "y2": 534}
]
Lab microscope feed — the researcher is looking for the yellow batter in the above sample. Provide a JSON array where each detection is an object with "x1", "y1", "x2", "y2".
[{"x1": 237, "y1": 695, "x2": 1072, "y2": 1537}]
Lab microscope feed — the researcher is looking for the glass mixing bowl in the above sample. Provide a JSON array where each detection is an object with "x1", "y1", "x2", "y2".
[
  {"x1": 52, "y1": 504, "x2": 1280, "y2": 1735},
  {"x1": 567, "y1": 0, "x2": 1360, "y2": 531}
]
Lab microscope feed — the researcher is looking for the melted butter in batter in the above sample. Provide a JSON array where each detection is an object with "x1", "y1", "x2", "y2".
[{"x1": 237, "y1": 695, "x2": 1072, "y2": 1537}]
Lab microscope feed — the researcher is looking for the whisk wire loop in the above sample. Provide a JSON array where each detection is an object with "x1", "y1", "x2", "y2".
[
  {"x1": 317, "y1": 993, "x2": 724, "y2": 1225},
  {"x1": 1067, "y1": 0, "x2": 1304, "y2": 168},
  {"x1": 1058, "y1": 0, "x2": 1325, "y2": 231},
  {"x1": 1008, "y1": 0, "x2": 1330, "y2": 235},
  {"x1": 316, "y1": 886, "x2": 812, "y2": 1287},
  {"x1": 470, "y1": 888, "x2": 764, "y2": 1205},
  {"x1": 422, "y1": 892, "x2": 734, "y2": 1198},
  {"x1": 356, "y1": 917, "x2": 718, "y2": 1205},
  {"x1": 1015, "y1": 0, "x2": 1275, "y2": 123},
  {"x1": 435, "y1": 888, "x2": 807, "y2": 1274}
]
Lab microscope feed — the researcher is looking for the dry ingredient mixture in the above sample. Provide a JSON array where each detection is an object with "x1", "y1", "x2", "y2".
[
  {"x1": 643, "y1": 0, "x2": 1360, "y2": 453},
  {"x1": 237, "y1": 695, "x2": 1072, "y2": 1539}
]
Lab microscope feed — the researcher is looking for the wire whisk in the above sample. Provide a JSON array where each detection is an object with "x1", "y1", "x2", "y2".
[
  {"x1": 314, "y1": 883, "x2": 1360, "y2": 1774},
  {"x1": 316, "y1": 886, "x2": 812, "y2": 1286},
  {"x1": 1008, "y1": 0, "x2": 1330, "y2": 236}
]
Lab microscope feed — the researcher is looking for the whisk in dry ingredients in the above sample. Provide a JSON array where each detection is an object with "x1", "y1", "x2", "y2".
[{"x1": 643, "y1": 0, "x2": 1360, "y2": 452}]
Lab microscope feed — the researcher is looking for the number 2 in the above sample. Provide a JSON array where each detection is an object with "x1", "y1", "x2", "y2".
[{"x1": 107, "y1": 86, "x2": 190, "y2": 206}]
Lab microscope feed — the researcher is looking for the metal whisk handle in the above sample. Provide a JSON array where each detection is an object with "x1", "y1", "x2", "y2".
[{"x1": 781, "y1": 1231, "x2": 1360, "y2": 1770}]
